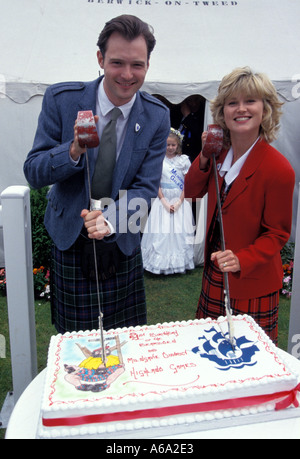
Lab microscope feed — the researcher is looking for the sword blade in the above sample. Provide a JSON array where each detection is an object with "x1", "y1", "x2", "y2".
[
  {"x1": 212, "y1": 154, "x2": 235, "y2": 349},
  {"x1": 85, "y1": 148, "x2": 107, "y2": 366},
  {"x1": 77, "y1": 110, "x2": 106, "y2": 365}
]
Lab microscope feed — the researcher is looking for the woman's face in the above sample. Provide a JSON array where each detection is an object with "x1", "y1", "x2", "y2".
[{"x1": 223, "y1": 93, "x2": 264, "y2": 140}]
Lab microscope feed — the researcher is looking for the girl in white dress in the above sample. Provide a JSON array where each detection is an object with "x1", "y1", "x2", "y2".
[{"x1": 142, "y1": 128, "x2": 195, "y2": 275}]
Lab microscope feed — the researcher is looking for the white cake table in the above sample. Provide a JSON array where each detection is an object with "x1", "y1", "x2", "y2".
[{"x1": 5, "y1": 351, "x2": 300, "y2": 439}]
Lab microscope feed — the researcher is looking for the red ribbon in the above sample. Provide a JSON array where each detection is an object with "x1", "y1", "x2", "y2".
[
  {"x1": 43, "y1": 385, "x2": 300, "y2": 427},
  {"x1": 275, "y1": 383, "x2": 300, "y2": 411}
]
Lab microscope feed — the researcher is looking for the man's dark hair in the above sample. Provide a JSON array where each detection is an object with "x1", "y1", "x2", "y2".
[{"x1": 97, "y1": 15, "x2": 156, "y2": 60}]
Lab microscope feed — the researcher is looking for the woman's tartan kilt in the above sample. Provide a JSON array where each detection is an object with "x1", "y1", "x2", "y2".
[
  {"x1": 50, "y1": 240, "x2": 146, "y2": 334},
  {"x1": 196, "y1": 260, "x2": 279, "y2": 344}
]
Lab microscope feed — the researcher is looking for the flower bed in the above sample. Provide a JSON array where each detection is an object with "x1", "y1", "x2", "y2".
[
  {"x1": 33, "y1": 266, "x2": 50, "y2": 300},
  {"x1": 282, "y1": 260, "x2": 293, "y2": 298},
  {"x1": 0, "y1": 266, "x2": 50, "y2": 299},
  {"x1": 0, "y1": 268, "x2": 6, "y2": 295},
  {"x1": 281, "y1": 242, "x2": 295, "y2": 299}
]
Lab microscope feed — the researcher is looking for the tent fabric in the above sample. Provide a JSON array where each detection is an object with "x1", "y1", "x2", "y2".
[
  {"x1": 1, "y1": 0, "x2": 300, "y2": 85},
  {"x1": 1, "y1": 82, "x2": 48, "y2": 104}
]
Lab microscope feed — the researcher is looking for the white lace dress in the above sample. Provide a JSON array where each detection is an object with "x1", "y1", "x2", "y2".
[{"x1": 141, "y1": 154, "x2": 195, "y2": 275}]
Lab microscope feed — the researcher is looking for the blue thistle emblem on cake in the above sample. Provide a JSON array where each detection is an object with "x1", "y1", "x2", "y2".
[{"x1": 191, "y1": 327, "x2": 259, "y2": 371}]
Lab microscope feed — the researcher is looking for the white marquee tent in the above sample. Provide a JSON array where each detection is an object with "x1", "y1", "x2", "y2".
[{"x1": 1, "y1": 0, "x2": 300, "y2": 260}]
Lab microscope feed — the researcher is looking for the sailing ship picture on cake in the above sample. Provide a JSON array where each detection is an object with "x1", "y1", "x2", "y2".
[{"x1": 191, "y1": 326, "x2": 260, "y2": 371}]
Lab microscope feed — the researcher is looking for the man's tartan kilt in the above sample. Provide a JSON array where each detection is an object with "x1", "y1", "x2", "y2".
[{"x1": 50, "y1": 240, "x2": 146, "y2": 333}]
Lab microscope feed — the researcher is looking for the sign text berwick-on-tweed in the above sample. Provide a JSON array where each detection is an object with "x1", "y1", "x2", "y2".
[{"x1": 86, "y1": 0, "x2": 239, "y2": 6}]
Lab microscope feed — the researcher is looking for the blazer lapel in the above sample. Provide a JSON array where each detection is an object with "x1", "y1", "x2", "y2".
[
  {"x1": 78, "y1": 77, "x2": 101, "y2": 112},
  {"x1": 222, "y1": 138, "x2": 265, "y2": 210},
  {"x1": 222, "y1": 175, "x2": 248, "y2": 210}
]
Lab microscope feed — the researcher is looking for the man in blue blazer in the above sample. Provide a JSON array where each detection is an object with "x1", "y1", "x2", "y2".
[{"x1": 24, "y1": 15, "x2": 170, "y2": 333}]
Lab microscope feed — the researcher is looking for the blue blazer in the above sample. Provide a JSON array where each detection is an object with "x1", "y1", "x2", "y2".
[{"x1": 24, "y1": 77, "x2": 170, "y2": 255}]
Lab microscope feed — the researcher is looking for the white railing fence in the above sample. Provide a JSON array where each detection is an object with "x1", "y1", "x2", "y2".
[{"x1": 0, "y1": 186, "x2": 37, "y2": 426}]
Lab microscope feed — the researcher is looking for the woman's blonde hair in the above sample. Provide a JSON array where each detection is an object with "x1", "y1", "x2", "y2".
[{"x1": 210, "y1": 67, "x2": 283, "y2": 146}]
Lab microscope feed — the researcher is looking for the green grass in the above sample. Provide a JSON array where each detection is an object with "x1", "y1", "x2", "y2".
[
  {"x1": 145, "y1": 268, "x2": 201, "y2": 324},
  {"x1": 0, "y1": 267, "x2": 292, "y2": 439}
]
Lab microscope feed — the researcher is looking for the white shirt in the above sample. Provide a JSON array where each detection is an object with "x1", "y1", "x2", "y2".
[{"x1": 219, "y1": 138, "x2": 260, "y2": 189}]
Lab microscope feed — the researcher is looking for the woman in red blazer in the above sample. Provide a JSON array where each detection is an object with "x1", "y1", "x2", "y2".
[{"x1": 185, "y1": 67, "x2": 295, "y2": 343}]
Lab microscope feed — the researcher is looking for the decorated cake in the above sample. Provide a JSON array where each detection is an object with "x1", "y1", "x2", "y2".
[{"x1": 38, "y1": 315, "x2": 300, "y2": 438}]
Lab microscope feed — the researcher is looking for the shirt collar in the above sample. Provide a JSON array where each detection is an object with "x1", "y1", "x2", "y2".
[
  {"x1": 98, "y1": 78, "x2": 136, "y2": 119},
  {"x1": 219, "y1": 137, "x2": 260, "y2": 187}
]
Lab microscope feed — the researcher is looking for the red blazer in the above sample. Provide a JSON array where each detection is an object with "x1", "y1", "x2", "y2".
[{"x1": 185, "y1": 138, "x2": 295, "y2": 299}]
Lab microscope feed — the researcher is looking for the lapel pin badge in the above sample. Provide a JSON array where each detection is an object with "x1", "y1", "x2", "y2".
[{"x1": 135, "y1": 123, "x2": 141, "y2": 133}]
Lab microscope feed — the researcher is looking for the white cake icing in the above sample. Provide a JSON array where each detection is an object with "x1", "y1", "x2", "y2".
[{"x1": 38, "y1": 315, "x2": 300, "y2": 438}]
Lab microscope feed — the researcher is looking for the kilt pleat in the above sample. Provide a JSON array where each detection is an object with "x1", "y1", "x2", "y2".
[
  {"x1": 196, "y1": 259, "x2": 279, "y2": 344},
  {"x1": 51, "y1": 241, "x2": 146, "y2": 333}
]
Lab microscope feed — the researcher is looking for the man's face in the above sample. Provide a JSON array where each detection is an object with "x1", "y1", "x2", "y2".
[{"x1": 97, "y1": 32, "x2": 149, "y2": 106}]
